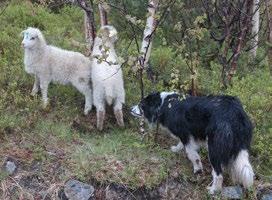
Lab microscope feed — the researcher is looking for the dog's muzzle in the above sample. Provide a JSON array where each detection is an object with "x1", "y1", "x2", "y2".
[{"x1": 130, "y1": 105, "x2": 142, "y2": 118}]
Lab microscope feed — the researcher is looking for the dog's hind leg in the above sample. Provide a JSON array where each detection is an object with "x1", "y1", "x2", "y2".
[
  {"x1": 185, "y1": 137, "x2": 203, "y2": 174},
  {"x1": 207, "y1": 141, "x2": 224, "y2": 194},
  {"x1": 207, "y1": 168, "x2": 223, "y2": 195}
]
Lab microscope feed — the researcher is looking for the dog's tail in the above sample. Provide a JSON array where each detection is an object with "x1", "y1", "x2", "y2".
[{"x1": 230, "y1": 150, "x2": 254, "y2": 188}]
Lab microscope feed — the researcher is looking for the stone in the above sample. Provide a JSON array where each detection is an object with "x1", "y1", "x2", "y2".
[
  {"x1": 5, "y1": 161, "x2": 17, "y2": 175},
  {"x1": 262, "y1": 194, "x2": 272, "y2": 200},
  {"x1": 64, "y1": 179, "x2": 94, "y2": 200},
  {"x1": 221, "y1": 186, "x2": 243, "y2": 199}
]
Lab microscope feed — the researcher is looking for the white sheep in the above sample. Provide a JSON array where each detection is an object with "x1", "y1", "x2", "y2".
[
  {"x1": 21, "y1": 27, "x2": 93, "y2": 115},
  {"x1": 91, "y1": 25, "x2": 125, "y2": 130}
]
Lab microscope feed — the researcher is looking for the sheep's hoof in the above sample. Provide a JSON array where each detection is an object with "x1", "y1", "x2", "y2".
[
  {"x1": 97, "y1": 125, "x2": 103, "y2": 131},
  {"x1": 42, "y1": 102, "x2": 49, "y2": 110},
  {"x1": 84, "y1": 108, "x2": 92, "y2": 115},
  {"x1": 31, "y1": 90, "x2": 38, "y2": 96},
  {"x1": 114, "y1": 110, "x2": 124, "y2": 127}
]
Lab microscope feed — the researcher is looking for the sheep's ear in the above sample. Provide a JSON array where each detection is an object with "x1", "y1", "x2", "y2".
[{"x1": 20, "y1": 30, "x2": 26, "y2": 37}]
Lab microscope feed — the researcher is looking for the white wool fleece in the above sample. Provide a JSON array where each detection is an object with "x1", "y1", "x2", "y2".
[{"x1": 91, "y1": 25, "x2": 125, "y2": 108}]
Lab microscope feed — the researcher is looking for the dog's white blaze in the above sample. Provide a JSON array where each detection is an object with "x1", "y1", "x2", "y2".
[
  {"x1": 171, "y1": 141, "x2": 184, "y2": 153},
  {"x1": 131, "y1": 105, "x2": 141, "y2": 117},
  {"x1": 185, "y1": 137, "x2": 203, "y2": 173},
  {"x1": 230, "y1": 150, "x2": 254, "y2": 188},
  {"x1": 160, "y1": 91, "x2": 176, "y2": 106},
  {"x1": 207, "y1": 169, "x2": 223, "y2": 194}
]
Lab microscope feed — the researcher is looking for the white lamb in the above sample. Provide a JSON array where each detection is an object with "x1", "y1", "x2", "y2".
[
  {"x1": 91, "y1": 25, "x2": 125, "y2": 130},
  {"x1": 21, "y1": 27, "x2": 92, "y2": 115}
]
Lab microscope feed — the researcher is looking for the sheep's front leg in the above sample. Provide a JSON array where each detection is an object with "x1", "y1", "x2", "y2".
[
  {"x1": 40, "y1": 80, "x2": 49, "y2": 108},
  {"x1": 31, "y1": 75, "x2": 40, "y2": 96}
]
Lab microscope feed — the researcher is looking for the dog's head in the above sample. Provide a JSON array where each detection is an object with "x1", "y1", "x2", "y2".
[{"x1": 130, "y1": 91, "x2": 178, "y2": 124}]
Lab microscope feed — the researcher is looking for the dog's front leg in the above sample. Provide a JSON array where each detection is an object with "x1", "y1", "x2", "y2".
[
  {"x1": 185, "y1": 138, "x2": 203, "y2": 174},
  {"x1": 171, "y1": 141, "x2": 184, "y2": 153}
]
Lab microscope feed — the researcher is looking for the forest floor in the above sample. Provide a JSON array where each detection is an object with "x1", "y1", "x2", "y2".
[{"x1": 0, "y1": 85, "x2": 271, "y2": 199}]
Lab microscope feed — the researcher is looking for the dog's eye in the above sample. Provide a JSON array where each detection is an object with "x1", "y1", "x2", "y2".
[{"x1": 30, "y1": 37, "x2": 35, "y2": 40}]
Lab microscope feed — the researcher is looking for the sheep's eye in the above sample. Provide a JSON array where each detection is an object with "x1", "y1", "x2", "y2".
[{"x1": 30, "y1": 37, "x2": 35, "y2": 40}]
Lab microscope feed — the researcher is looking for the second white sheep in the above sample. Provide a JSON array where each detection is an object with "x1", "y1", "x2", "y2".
[{"x1": 91, "y1": 25, "x2": 125, "y2": 130}]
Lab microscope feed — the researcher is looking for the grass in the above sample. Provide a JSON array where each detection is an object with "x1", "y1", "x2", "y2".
[{"x1": 0, "y1": 90, "x2": 190, "y2": 189}]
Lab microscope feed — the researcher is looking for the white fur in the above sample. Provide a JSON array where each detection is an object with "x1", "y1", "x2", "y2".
[
  {"x1": 160, "y1": 91, "x2": 176, "y2": 106},
  {"x1": 230, "y1": 150, "x2": 254, "y2": 188},
  {"x1": 91, "y1": 25, "x2": 125, "y2": 130},
  {"x1": 207, "y1": 169, "x2": 223, "y2": 194},
  {"x1": 22, "y1": 27, "x2": 92, "y2": 114},
  {"x1": 185, "y1": 136, "x2": 203, "y2": 173},
  {"x1": 171, "y1": 141, "x2": 184, "y2": 153}
]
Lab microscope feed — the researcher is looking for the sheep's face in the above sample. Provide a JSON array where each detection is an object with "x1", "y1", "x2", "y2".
[
  {"x1": 99, "y1": 25, "x2": 118, "y2": 43},
  {"x1": 21, "y1": 30, "x2": 39, "y2": 49}
]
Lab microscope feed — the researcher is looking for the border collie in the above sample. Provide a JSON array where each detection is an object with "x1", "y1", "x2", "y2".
[{"x1": 131, "y1": 92, "x2": 254, "y2": 194}]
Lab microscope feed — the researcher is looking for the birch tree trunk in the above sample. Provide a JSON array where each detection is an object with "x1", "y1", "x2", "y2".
[
  {"x1": 138, "y1": 0, "x2": 158, "y2": 140},
  {"x1": 139, "y1": 0, "x2": 159, "y2": 68},
  {"x1": 77, "y1": 0, "x2": 96, "y2": 54},
  {"x1": 98, "y1": 3, "x2": 108, "y2": 26},
  {"x1": 250, "y1": 0, "x2": 260, "y2": 58},
  {"x1": 266, "y1": 0, "x2": 272, "y2": 75}
]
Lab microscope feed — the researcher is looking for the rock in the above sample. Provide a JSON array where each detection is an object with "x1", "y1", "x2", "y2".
[
  {"x1": 221, "y1": 186, "x2": 243, "y2": 199},
  {"x1": 5, "y1": 161, "x2": 16, "y2": 175},
  {"x1": 262, "y1": 194, "x2": 272, "y2": 200},
  {"x1": 64, "y1": 179, "x2": 94, "y2": 200}
]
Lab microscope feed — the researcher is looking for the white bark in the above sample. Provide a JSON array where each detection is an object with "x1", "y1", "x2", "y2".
[
  {"x1": 98, "y1": 3, "x2": 108, "y2": 26},
  {"x1": 251, "y1": 0, "x2": 260, "y2": 57},
  {"x1": 140, "y1": 0, "x2": 158, "y2": 68}
]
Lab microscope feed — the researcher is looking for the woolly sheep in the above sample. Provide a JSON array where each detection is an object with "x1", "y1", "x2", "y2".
[
  {"x1": 21, "y1": 27, "x2": 92, "y2": 115},
  {"x1": 91, "y1": 25, "x2": 125, "y2": 130}
]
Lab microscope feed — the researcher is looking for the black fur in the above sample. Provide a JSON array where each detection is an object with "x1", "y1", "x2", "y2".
[{"x1": 133, "y1": 92, "x2": 253, "y2": 175}]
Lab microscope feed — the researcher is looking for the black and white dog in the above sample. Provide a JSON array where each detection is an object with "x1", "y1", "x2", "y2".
[{"x1": 131, "y1": 92, "x2": 254, "y2": 194}]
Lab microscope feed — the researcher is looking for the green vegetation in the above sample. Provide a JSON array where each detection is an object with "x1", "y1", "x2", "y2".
[{"x1": 0, "y1": 0, "x2": 271, "y2": 199}]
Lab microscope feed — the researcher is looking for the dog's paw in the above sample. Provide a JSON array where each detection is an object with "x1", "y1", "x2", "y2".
[
  {"x1": 207, "y1": 186, "x2": 215, "y2": 195},
  {"x1": 170, "y1": 143, "x2": 183, "y2": 153},
  {"x1": 207, "y1": 185, "x2": 221, "y2": 195}
]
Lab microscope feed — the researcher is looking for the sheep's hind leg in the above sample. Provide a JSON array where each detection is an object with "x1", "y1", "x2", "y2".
[
  {"x1": 113, "y1": 101, "x2": 124, "y2": 127},
  {"x1": 97, "y1": 107, "x2": 105, "y2": 131},
  {"x1": 31, "y1": 75, "x2": 40, "y2": 96},
  {"x1": 72, "y1": 79, "x2": 93, "y2": 115}
]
